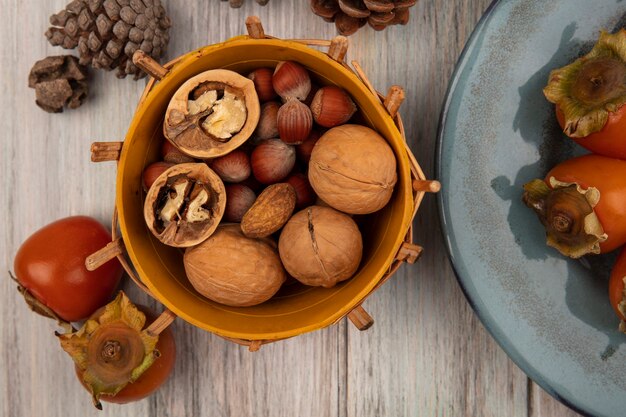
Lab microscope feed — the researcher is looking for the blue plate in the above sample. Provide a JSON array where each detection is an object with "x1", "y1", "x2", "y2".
[{"x1": 437, "y1": 1, "x2": 626, "y2": 416}]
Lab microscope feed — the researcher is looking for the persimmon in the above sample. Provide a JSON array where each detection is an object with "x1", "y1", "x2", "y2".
[
  {"x1": 59, "y1": 293, "x2": 176, "y2": 409},
  {"x1": 609, "y1": 247, "x2": 626, "y2": 327},
  {"x1": 523, "y1": 155, "x2": 626, "y2": 258},
  {"x1": 555, "y1": 104, "x2": 626, "y2": 159},
  {"x1": 545, "y1": 30, "x2": 626, "y2": 159},
  {"x1": 13, "y1": 216, "x2": 122, "y2": 322}
]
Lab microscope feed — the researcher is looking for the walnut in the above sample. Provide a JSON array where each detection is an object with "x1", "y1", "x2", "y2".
[
  {"x1": 184, "y1": 224, "x2": 286, "y2": 307},
  {"x1": 163, "y1": 70, "x2": 260, "y2": 159},
  {"x1": 278, "y1": 205, "x2": 363, "y2": 288},
  {"x1": 143, "y1": 163, "x2": 226, "y2": 247},
  {"x1": 308, "y1": 124, "x2": 397, "y2": 214}
]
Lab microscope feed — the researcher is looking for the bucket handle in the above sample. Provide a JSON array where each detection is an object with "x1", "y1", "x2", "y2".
[{"x1": 85, "y1": 207, "x2": 177, "y2": 335}]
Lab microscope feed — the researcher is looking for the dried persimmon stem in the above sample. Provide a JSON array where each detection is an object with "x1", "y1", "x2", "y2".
[
  {"x1": 9, "y1": 271, "x2": 75, "y2": 333},
  {"x1": 146, "y1": 309, "x2": 177, "y2": 337}
]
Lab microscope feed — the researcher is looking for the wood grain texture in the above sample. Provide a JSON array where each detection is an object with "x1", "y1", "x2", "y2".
[{"x1": 0, "y1": 0, "x2": 582, "y2": 416}]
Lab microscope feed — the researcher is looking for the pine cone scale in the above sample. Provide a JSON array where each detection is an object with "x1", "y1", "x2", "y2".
[
  {"x1": 120, "y1": 6, "x2": 137, "y2": 24},
  {"x1": 312, "y1": 0, "x2": 417, "y2": 34},
  {"x1": 96, "y1": 14, "x2": 114, "y2": 37},
  {"x1": 130, "y1": 0, "x2": 145, "y2": 13},
  {"x1": 103, "y1": 0, "x2": 121, "y2": 19},
  {"x1": 363, "y1": 0, "x2": 394, "y2": 12}
]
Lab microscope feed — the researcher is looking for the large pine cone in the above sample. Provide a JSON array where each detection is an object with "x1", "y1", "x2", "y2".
[
  {"x1": 310, "y1": 0, "x2": 416, "y2": 35},
  {"x1": 45, "y1": 0, "x2": 171, "y2": 79}
]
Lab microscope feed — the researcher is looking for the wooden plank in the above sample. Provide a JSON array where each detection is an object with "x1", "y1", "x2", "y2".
[
  {"x1": 530, "y1": 384, "x2": 582, "y2": 417},
  {"x1": 344, "y1": 0, "x2": 531, "y2": 416}
]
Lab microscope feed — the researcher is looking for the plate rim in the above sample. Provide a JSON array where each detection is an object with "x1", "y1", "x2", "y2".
[{"x1": 435, "y1": 1, "x2": 595, "y2": 416}]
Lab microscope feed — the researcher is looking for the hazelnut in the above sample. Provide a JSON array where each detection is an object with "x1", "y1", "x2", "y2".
[
  {"x1": 209, "y1": 150, "x2": 251, "y2": 183},
  {"x1": 224, "y1": 184, "x2": 256, "y2": 223},
  {"x1": 142, "y1": 161, "x2": 174, "y2": 191},
  {"x1": 272, "y1": 61, "x2": 311, "y2": 102},
  {"x1": 310, "y1": 86, "x2": 357, "y2": 128},
  {"x1": 161, "y1": 140, "x2": 195, "y2": 164},
  {"x1": 254, "y1": 101, "x2": 280, "y2": 141},
  {"x1": 143, "y1": 163, "x2": 226, "y2": 247},
  {"x1": 241, "y1": 183, "x2": 296, "y2": 238},
  {"x1": 278, "y1": 206, "x2": 362, "y2": 288},
  {"x1": 277, "y1": 99, "x2": 313, "y2": 145},
  {"x1": 248, "y1": 68, "x2": 277, "y2": 102},
  {"x1": 286, "y1": 173, "x2": 316, "y2": 209},
  {"x1": 163, "y1": 69, "x2": 260, "y2": 159},
  {"x1": 251, "y1": 139, "x2": 296, "y2": 184},
  {"x1": 184, "y1": 224, "x2": 286, "y2": 307},
  {"x1": 296, "y1": 130, "x2": 321, "y2": 164},
  {"x1": 239, "y1": 174, "x2": 264, "y2": 193},
  {"x1": 308, "y1": 125, "x2": 397, "y2": 214}
]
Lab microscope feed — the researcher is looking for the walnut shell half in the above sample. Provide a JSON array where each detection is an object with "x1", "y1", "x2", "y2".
[
  {"x1": 144, "y1": 163, "x2": 226, "y2": 247},
  {"x1": 163, "y1": 69, "x2": 261, "y2": 159}
]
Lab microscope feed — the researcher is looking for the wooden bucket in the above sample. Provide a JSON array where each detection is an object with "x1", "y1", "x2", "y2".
[{"x1": 88, "y1": 17, "x2": 439, "y2": 351}]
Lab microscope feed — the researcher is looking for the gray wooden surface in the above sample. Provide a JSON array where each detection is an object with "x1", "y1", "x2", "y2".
[{"x1": 0, "y1": 1, "x2": 583, "y2": 416}]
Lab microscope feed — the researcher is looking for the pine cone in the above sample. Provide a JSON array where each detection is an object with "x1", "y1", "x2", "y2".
[
  {"x1": 310, "y1": 0, "x2": 415, "y2": 35},
  {"x1": 45, "y1": 0, "x2": 171, "y2": 80},
  {"x1": 221, "y1": 0, "x2": 270, "y2": 8}
]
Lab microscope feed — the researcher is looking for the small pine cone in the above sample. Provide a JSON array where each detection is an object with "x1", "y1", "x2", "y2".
[
  {"x1": 310, "y1": 0, "x2": 416, "y2": 34},
  {"x1": 28, "y1": 55, "x2": 89, "y2": 113},
  {"x1": 45, "y1": 0, "x2": 171, "y2": 79}
]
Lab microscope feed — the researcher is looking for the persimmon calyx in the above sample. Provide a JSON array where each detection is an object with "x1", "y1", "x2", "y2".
[
  {"x1": 522, "y1": 177, "x2": 607, "y2": 258},
  {"x1": 57, "y1": 291, "x2": 160, "y2": 410},
  {"x1": 543, "y1": 30, "x2": 626, "y2": 138}
]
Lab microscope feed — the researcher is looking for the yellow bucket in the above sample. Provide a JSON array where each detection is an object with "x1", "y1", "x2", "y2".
[{"x1": 90, "y1": 18, "x2": 437, "y2": 350}]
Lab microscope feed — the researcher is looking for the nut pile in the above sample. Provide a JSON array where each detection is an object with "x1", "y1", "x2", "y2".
[
  {"x1": 310, "y1": 0, "x2": 417, "y2": 35},
  {"x1": 142, "y1": 62, "x2": 397, "y2": 307}
]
